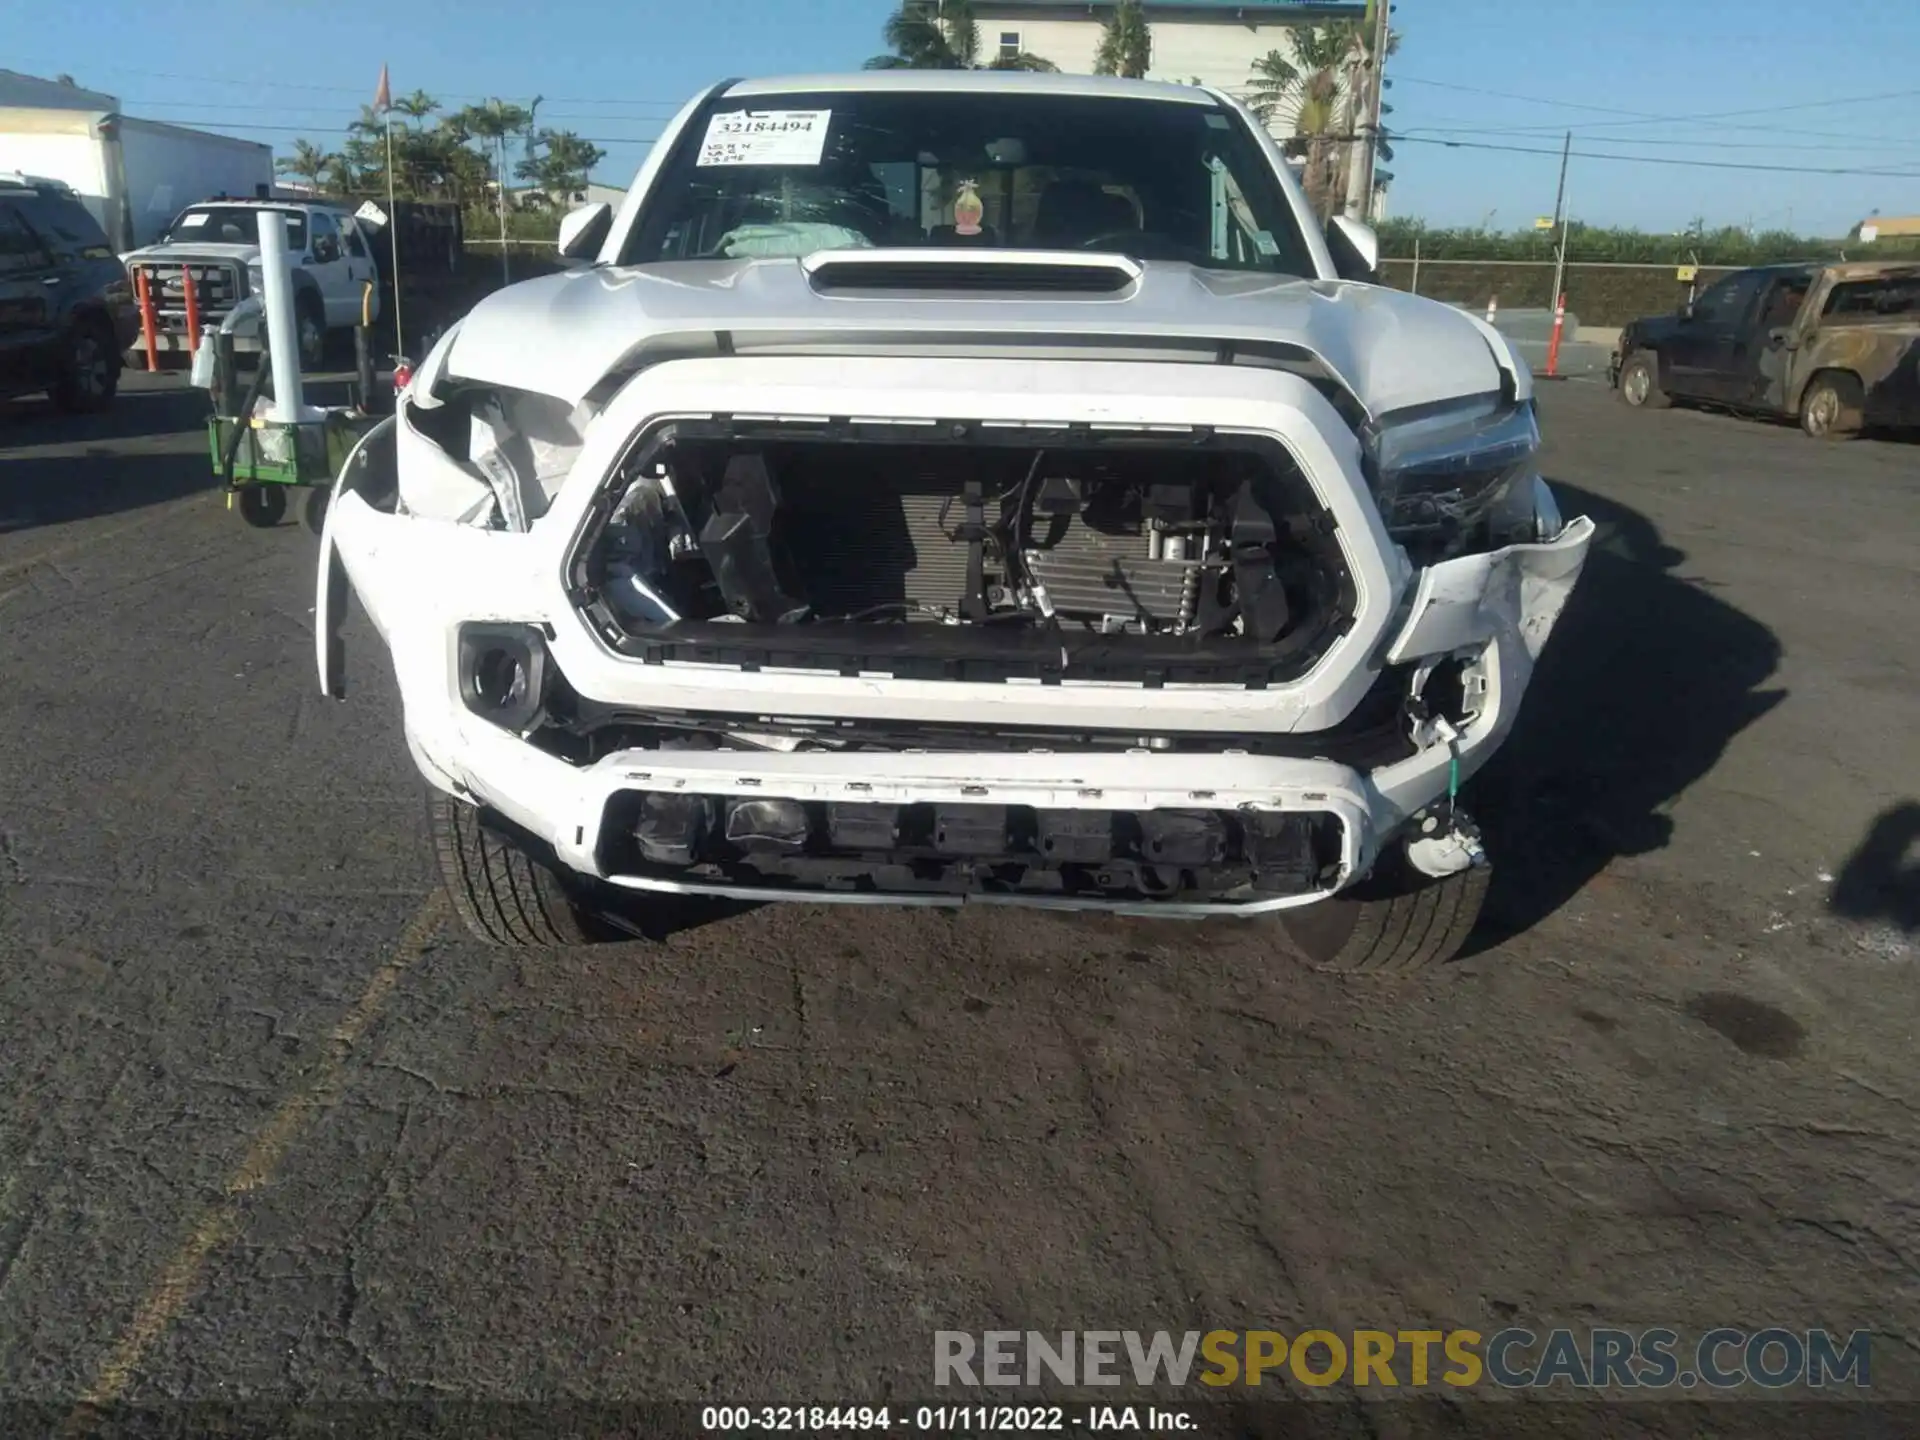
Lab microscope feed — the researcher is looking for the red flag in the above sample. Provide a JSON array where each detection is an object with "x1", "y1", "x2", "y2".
[{"x1": 373, "y1": 64, "x2": 392, "y2": 113}]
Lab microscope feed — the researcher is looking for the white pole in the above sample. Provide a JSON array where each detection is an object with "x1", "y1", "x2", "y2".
[
  {"x1": 385, "y1": 114, "x2": 404, "y2": 357},
  {"x1": 257, "y1": 210, "x2": 305, "y2": 423}
]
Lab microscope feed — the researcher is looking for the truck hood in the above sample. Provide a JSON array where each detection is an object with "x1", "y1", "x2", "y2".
[
  {"x1": 440, "y1": 255, "x2": 1519, "y2": 419},
  {"x1": 122, "y1": 241, "x2": 260, "y2": 266}
]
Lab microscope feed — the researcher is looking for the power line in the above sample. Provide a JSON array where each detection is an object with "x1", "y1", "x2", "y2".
[
  {"x1": 133, "y1": 117, "x2": 665, "y2": 147},
  {"x1": 1387, "y1": 74, "x2": 1920, "y2": 142},
  {"x1": 1385, "y1": 75, "x2": 1653, "y2": 118},
  {"x1": 1394, "y1": 133, "x2": 1920, "y2": 178},
  {"x1": 9, "y1": 57, "x2": 690, "y2": 108},
  {"x1": 123, "y1": 98, "x2": 681, "y2": 120},
  {"x1": 1392, "y1": 124, "x2": 1920, "y2": 157}
]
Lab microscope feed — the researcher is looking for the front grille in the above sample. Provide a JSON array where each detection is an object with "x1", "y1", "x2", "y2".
[{"x1": 132, "y1": 260, "x2": 243, "y2": 321}]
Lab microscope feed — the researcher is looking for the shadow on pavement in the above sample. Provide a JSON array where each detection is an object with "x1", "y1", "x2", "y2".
[
  {"x1": 0, "y1": 387, "x2": 218, "y2": 534},
  {"x1": 1827, "y1": 801, "x2": 1920, "y2": 933},
  {"x1": 1463, "y1": 479, "x2": 1786, "y2": 955}
]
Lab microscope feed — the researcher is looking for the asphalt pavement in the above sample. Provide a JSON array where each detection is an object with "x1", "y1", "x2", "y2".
[{"x1": 1, "y1": 370, "x2": 1916, "y2": 1433}]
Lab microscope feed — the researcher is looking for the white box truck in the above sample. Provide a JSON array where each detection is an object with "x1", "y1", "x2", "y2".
[{"x1": 0, "y1": 70, "x2": 272, "y2": 253}]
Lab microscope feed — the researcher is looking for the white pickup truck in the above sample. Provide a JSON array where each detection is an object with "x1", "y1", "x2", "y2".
[
  {"x1": 317, "y1": 71, "x2": 1592, "y2": 972},
  {"x1": 120, "y1": 198, "x2": 381, "y2": 367}
]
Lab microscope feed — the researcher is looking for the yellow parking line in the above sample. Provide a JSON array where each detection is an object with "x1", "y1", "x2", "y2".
[{"x1": 65, "y1": 891, "x2": 448, "y2": 1421}]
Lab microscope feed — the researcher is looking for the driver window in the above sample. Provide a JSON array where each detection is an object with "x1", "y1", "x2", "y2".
[
  {"x1": 309, "y1": 211, "x2": 340, "y2": 262},
  {"x1": 343, "y1": 220, "x2": 367, "y2": 259},
  {"x1": 1760, "y1": 275, "x2": 1809, "y2": 329},
  {"x1": 1691, "y1": 276, "x2": 1737, "y2": 322},
  {"x1": 1695, "y1": 271, "x2": 1760, "y2": 324}
]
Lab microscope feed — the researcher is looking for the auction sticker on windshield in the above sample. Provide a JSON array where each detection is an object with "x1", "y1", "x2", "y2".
[{"x1": 698, "y1": 110, "x2": 832, "y2": 167}]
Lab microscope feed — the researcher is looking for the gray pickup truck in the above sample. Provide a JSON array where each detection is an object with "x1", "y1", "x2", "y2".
[{"x1": 1613, "y1": 259, "x2": 1920, "y2": 438}]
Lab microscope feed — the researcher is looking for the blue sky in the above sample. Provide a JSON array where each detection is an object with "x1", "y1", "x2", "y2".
[{"x1": 6, "y1": 0, "x2": 1917, "y2": 235}]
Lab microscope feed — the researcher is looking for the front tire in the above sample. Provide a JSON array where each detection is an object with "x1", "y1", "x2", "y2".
[
  {"x1": 1800, "y1": 372, "x2": 1864, "y2": 440},
  {"x1": 1280, "y1": 844, "x2": 1490, "y2": 974},
  {"x1": 1617, "y1": 350, "x2": 1670, "y2": 409},
  {"x1": 296, "y1": 295, "x2": 326, "y2": 371},
  {"x1": 427, "y1": 789, "x2": 608, "y2": 947},
  {"x1": 50, "y1": 318, "x2": 120, "y2": 413}
]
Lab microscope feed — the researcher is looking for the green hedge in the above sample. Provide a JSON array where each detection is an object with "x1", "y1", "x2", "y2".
[{"x1": 1378, "y1": 260, "x2": 1739, "y2": 326}]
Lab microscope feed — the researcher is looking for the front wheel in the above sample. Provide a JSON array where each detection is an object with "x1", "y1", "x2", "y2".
[
  {"x1": 1617, "y1": 350, "x2": 1670, "y2": 409},
  {"x1": 1800, "y1": 372, "x2": 1864, "y2": 440},
  {"x1": 427, "y1": 789, "x2": 613, "y2": 947},
  {"x1": 50, "y1": 319, "x2": 120, "y2": 413},
  {"x1": 1279, "y1": 840, "x2": 1490, "y2": 974},
  {"x1": 296, "y1": 297, "x2": 326, "y2": 371}
]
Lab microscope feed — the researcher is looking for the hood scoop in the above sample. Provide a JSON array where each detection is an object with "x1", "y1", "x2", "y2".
[{"x1": 802, "y1": 248, "x2": 1140, "y2": 297}]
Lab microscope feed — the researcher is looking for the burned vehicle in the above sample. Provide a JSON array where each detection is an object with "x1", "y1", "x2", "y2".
[
  {"x1": 1613, "y1": 260, "x2": 1920, "y2": 438},
  {"x1": 316, "y1": 72, "x2": 1594, "y2": 971}
]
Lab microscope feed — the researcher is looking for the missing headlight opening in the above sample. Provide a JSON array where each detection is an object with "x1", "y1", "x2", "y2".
[{"x1": 568, "y1": 420, "x2": 1356, "y2": 686}]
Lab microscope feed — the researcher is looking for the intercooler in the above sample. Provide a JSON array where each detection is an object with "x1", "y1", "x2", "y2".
[{"x1": 779, "y1": 475, "x2": 1194, "y2": 628}]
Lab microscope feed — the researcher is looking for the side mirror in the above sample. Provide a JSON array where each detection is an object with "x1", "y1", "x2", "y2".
[
  {"x1": 1325, "y1": 214, "x2": 1380, "y2": 282},
  {"x1": 557, "y1": 202, "x2": 613, "y2": 263}
]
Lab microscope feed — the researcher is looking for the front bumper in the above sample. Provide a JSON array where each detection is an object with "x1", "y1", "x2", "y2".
[{"x1": 318, "y1": 359, "x2": 1594, "y2": 914}]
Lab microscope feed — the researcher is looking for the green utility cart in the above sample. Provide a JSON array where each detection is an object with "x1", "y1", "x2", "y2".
[
  {"x1": 210, "y1": 404, "x2": 379, "y2": 534},
  {"x1": 203, "y1": 300, "x2": 386, "y2": 535}
]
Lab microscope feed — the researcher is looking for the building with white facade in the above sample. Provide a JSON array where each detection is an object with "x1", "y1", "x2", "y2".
[{"x1": 973, "y1": 0, "x2": 1365, "y2": 118}]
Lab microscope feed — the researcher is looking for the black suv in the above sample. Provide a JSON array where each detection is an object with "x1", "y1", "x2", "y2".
[{"x1": 0, "y1": 174, "x2": 138, "y2": 411}]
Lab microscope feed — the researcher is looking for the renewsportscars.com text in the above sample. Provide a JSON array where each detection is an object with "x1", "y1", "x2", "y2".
[{"x1": 934, "y1": 1328, "x2": 1871, "y2": 1391}]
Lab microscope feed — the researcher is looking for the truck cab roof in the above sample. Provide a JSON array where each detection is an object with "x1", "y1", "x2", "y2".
[
  {"x1": 189, "y1": 195, "x2": 354, "y2": 213},
  {"x1": 0, "y1": 171, "x2": 83, "y2": 197}
]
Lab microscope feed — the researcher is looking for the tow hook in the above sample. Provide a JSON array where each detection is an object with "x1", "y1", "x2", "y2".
[
  {"x1": 1406, "y1": 716, "x2": 1487, "y2": 877},
  {"x1": 1407, "y1": 808, "x2": 1487, "y2": 878}
]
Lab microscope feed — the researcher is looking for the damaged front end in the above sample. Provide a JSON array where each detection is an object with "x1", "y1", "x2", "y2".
[
  {"x1": 567, "y1": 420, "x2": 1355, "y2": 688},
  {"x1": 320, "y1": 337, "x2": 1591, "y2": 914}
]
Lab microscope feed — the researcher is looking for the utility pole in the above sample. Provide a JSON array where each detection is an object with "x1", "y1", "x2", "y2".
[
  {"x1": 1355, "y1": 0, "x2": 1393, "y2": 219},
  {"x1": 1548, "y1": 132, "x2": 1572, "y2": 333},
  {"x1": 1550, "y1": 130, "x2": 1571, "y2": 235}
]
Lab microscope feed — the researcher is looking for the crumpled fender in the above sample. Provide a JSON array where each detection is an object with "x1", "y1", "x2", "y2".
[{"x1": 1384, "y1": 513, "x2": 1596, "y2": 666}]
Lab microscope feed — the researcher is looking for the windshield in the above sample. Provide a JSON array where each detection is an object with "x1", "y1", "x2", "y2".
[
  {"x1": 623, "y1": 89, "x2": 1316, "y2": 277},
  {"x1": 165, "y1": 206, "x2": 308, "y2": 251}
]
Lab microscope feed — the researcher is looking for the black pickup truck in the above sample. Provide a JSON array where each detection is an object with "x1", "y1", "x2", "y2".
[{"x1": 1611, "y1": 260, "x2": 1920, "y2": 439}]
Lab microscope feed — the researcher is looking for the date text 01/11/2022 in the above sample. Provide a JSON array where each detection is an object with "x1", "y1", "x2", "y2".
[{"x1": 699, "y1": 1404, "x2": 1197, "y2": 1432}]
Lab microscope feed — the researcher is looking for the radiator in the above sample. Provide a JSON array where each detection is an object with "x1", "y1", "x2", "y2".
[{"x1": 779, "y1": 474, "x2": 1191, "y2": 626}]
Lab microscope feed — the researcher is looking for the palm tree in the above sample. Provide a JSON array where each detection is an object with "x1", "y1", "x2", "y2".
[
  {"x1": 275, "y1": 138, "x2": 336, "y2": 191},
  {"x1": 392, "y1": 89, "x2": 439, "y2": 123},
  {"x1": 452, "y1": 99, "x2": 535, "y2": 281},
  {"x1": 866, "y1": 0, "x2": 1057, "y2": 71},
  {"x1": 1093, "y1": 0, "x2": 1152, "y2": 79},
  {"x1": 1244, "y1": 26, "x2": 1355, "y2": 218},
  {"x1": 321, "y1": 153, "x2": 357, "y2": 196}
]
